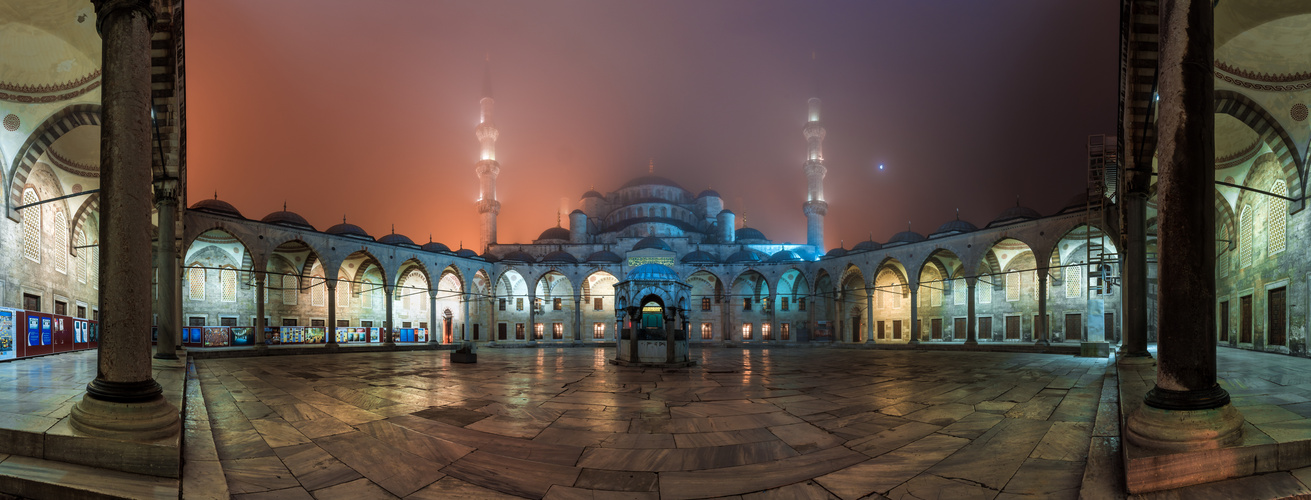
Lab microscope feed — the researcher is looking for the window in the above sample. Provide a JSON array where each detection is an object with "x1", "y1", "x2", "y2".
[
  {"x1": 188, "y1": 265, "x2": 205, "y2": 300},
  {"x1": 77, "y1": 305, "x2": 86, "y2": 318},
  {"x1": 282, "y1": 318, "x2": 298, "y2": 326},
  {"x1": 75, "y1": 230, "x2": 87, "y2": 284},
  {"x1": 533, "y1": 323, "x2": 543, "y2": 339},
  {"x1": 23, "y1": 294, "x2": 40, "y2": 311},
  {"x1": 190, "y1": 317, "x2": 206, "y2": 326},
  {"x1": 781, "y1": 323, "x2": 790, "y2": 340},
  {"x1": 283, "y1": 275, "x2": 298, "y2": 305},
  {"x1": 55, "y1": 301, "x2": 67, "y2": 315},
  {"x1": 553, "y1": 298, "x2": 562, "y2": 311},
  {"x1": 1005, "y1": 272, "x2": 1020, "y2": 302},
  {"x1": 593, "y1": 322, "x2": 605, "y2": 339},
  {"x1": 954, "y1": 278, "x2": 967, "y2": 305},
  {"x1": 337, "y1": 281, "x2": 350, "y2": 308},
  {"x1": 743, "y1": 298, "x2": 752, "y2": 311},
  {"x1": 702, "y1": 297, "x2": 711, "y2": 311},
  {"x1": 1239, "y1": 205, "x2": 1253, "y2": 268},
  {"x1": 594, "y1": 297, "x2": 604, "y2": 311},
  {"x1": 781, "y1": 297, "x2": 790, "y2": 311},
  {"x1": 53, "y1": 211, "x2": 67, "y2": 273},
  {"x1": 516, "y1": 298, "x2": 523, "y2": 311},
  {"x1": 763, "y1": 298, "x2": 771, "y2": 311},
  {"x1": 361, "y1": 320, "x2": 373, "y2": 328},
  {"x1": 1219, "y1": 252, "x2": 1230, "y2": 279},
  {"x1": 221, "y1": 268, "x2": 237, "y2": 302},
  {"x1": 21, "y1": 188, "x2": 40, "y2": 263},
  {"x1": 929, "y1": 282, "x2": 941, "y2": 307},
  {"x1": 741, "y1": 323, "x2": 752, "y2": 340},
  {"x1": 762, "y1": 323, "x2": 772, "y2": 340},
  {"x1": 221, "y1": 317, "x2": 237, "y2": 327},
  {"x1": 361, "y1": 281, "x2": 372, "y2": 308},
  {"x1": 1065, "y1": 266, "x2": 1082, "y2": 298},
  {"x1": 701, "y1": 323, "x2": 712, "y2": 339},
  {"x1": 978, "y1": 275, "x2": 991, "y2": 304},
  {"x1": 1270, "y1": 181, "x2": 1288, "y2": 255},
  {"x1": 799, "y1": 298, "x2": 806, "y2": 311},
  {"x1": 552, "y1": 322, "x2": 563, "y2": 339},
  {"x1": 876, "y1": 288, "x2": 884, "y2": 308},
  {"x1": 337, "y1": 319, "x2": 349, "y2": 327},
  {"x1": 499, "y1": 298, "x2": 507, "y2": 311},
  {"x1": 1269, "y1": 286, "x2": 1287, "y2": 346}
]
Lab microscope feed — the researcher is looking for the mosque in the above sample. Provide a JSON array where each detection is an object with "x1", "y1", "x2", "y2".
[{"x1": 1, "y1": 0, "x2": 1310, "y2": 497}]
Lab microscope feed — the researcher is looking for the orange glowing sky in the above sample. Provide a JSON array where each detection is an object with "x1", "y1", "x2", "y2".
[{"x1": 187, "y1": 1, "x2": 1118, "y2": 250}]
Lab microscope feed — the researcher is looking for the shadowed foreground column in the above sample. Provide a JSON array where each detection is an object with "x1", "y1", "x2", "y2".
[
  {"x1": 965, "y1": 278, "x2": 978, "y2": 345},
  {"x1": 70, "y1": 0, "x2": 179, "y2": 440},
  {"x1": 1125, "y1": 0, "x2": 1242, "y2": 452},
  {"x1": 152, "y1": 179, "x2": 178, "y2": 360},
  {"x1": 325, "y1": 279, "x2": 337, "y2": 347},
  {"x1": 1035, "y1": 268, "x2": 1049, "y2": 346}
]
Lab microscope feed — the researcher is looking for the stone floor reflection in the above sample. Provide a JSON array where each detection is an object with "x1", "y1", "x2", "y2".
[{"x1": 195, "y1": 347, "x2": 1113, "y2": 499}]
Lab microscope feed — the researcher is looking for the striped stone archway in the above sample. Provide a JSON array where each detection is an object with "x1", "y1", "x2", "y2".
[{"x1": 7, "y1": 103, "x2": 101, "y2": 220}]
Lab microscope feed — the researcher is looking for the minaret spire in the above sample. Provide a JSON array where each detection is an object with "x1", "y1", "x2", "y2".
[
  {"x1": 475, "y1": 56, "x2": 502, "y2": 252},
  {"x1": 802, "y1": 65, "x2": 829, "y2": 250}
]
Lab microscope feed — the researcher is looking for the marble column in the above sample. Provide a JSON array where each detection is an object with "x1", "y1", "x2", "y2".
[
  {"x1": 254, "y1": 271, "x2": 266, "y2": 346},
  {"x1": 965, "y1": 277, "x2": 978, "y2": 345},
  {"x1": 864, "y1": 290, "x2": 874, "y2": 343},
  {"x1": 1035, "y1": 269, "x2": 1049, "y2": 345},
  {"x1": 908, "y1": 286, "x2": 920, "y2": 345},
  {"x1": 528, "y1": 291, "x2": 537, "y2": 342},
  {"x1": 429, "y1": 292, "x2": 439, "y2": 344},
  {"x1": 1122, "y1": 192, "x2": 1153, "y2": 358},
  {"x1": 1126, "y1": 0, "x2": 1243, "y2": 452},
  {"x1": 152, "y1": 179, "x2": 178, "y2": 360},
  {"x1": 70, "y1": 0, "x2": 179, "y2": 440},
  {"x1": 462, "y1": 291, "x2": 472, "y2": 341},
  {"x1": 627, "y1": 305, "x2": 640, "y2": 361},
  {"x1": 665, "y1": 307, "x2": 676, "y2": 363},
  {"x1": 573, "y1": 290, "x2": 582, "y2": 342},
  {"x1": 325, "y1": 279, "x2": 337, "y2": 346},
  {"x1": 384, "y1": 284, "x2": 395, "y2": 346}
]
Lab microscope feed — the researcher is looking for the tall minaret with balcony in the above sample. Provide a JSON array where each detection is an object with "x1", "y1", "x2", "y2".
[
  {"x1": 802, "y1": 97, "x2": 828, "y2": 250},
  {"x1": 475, "y1": 58, "x2": 500, "y2": 252}
]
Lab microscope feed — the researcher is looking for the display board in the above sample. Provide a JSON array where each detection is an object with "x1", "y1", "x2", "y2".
[
  {"x1": 204, "y1": 327, "x2": 230, "y2": 347},
  {"x1": 231, "y1": 327, "x2": 254, "y2": 346},
  {"x1": 0, "y1": 308, "x2": 17, "y2": 361}
]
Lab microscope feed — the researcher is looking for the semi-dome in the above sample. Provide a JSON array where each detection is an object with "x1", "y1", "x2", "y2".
[
  {"x1": 632, "y1": 236, "x2": 673, "y2": 252},
  {"x1": 455, "y1": 248, "x2": 479, "y2": 258},
  {"x1": 681, "y1": 250, "x2": 718, "y2": 264},
  {"x1": 537, "y1": 226, "x2": 570, "y2": 241},
  {"x1": 326, "y1": 222, "x2": 372, "y2": 240},
  {"x1": 189, "y1": 197, "x2": 243, "y2": 218},
  {"x1": 726, "y1": 248, "x2": 765, "y2": 263},
  {"x1": 933, "y1": 219, "x2": 978, "y2": 235},
  {"x1": 260, "y1": 210, "x2": 313, "y2": 230},
  {"x1": 621, "y1": 175, "x2": 684, "y2": 190},
  {"x1": 586, "y1": 250, "x2": 623, "y2": 263},
  {"x1": 541, "y1": 250, "x2": 578, "y2": 263},
  {"x1": 378, "y1": 232, "x2": 416, "y2": 246},
  {"x1": 582, "y1": 190, "x2": 605, "y2": 199},
  {"x1": 625, "y1": 263, "x2": 679, "y2": 281},
  {"x1": 735, "y1": 227, "x2": 767, "y2": 241},
  {"x1": 501, "y1": 250, "x2": 536, "y2": 263},
  {"x1": 421, "y1": 241, "x2": 451, "y2": 253},
  {"x1": 768, "y1": 250, "x2": 801, "y2": 263},
  {"x1": 852, "y1": 240, "x2": 881, "y2": 251},
  {"x1": 824, "y1": 247, "x2": 848, "y2": 258},
  {"x1": 993, "y1": 205, "x2": 1042, "y2": 224},
  {"x1": 696, "y1": 189, "x2": 721, "y2": 199},
  {"x1": 887, "y1": 231, "x2": 926, "y2": 244}
]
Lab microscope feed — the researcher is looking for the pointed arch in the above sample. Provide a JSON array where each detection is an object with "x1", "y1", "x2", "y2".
[
  {"x1": 7, "y1": 104, "x2": 100, "y2": 220},
  {"x1": 1214, "y1": 90, "x2": 1304, "y2": 208}
]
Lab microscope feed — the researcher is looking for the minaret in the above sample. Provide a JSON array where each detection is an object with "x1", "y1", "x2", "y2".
[
  {"x1": 475, "y1": 56, "x2": 501, "y2": 252},
  {"x1": 802, "y1": 96, "x2": 828, "y2": 250}
]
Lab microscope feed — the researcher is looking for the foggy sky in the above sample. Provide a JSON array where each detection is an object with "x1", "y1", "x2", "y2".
[{"x1": 187, "y1": 0, "x2": 1119, "y2": 250}]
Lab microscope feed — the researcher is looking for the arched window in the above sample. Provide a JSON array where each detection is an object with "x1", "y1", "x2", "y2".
[
  {"x1": 75, "y1": 229, "x2": 87, "y2": 284},
  {"x1": 22, "y1": 189, "x2": 40, "y2": 263},
  {"x1": 953, "y1": 278, "x2": 967, "y2": 305},
  {"x1": 53, "y1": 211, "x2": 67, "y2": 273},
  {"x1": 1239, "y1": 205, "x2": 1253, "y2": 268},
  {"x1": 188, "y1": 264, "x2": 205, "y2": 300},
  {"x1": 283, "y1": 275, "x2": 298, "y2": 305},
  {"x1": 221, "y1": 267, "x2": 237, "y2": 302},
  {"x1": 312, "y1": 276, "x2": 326, "y2": 307},
  {"x1": 978, "y1": 274, "x2": 991, "y2": 304},
  {"x1": 1270, "y1": 181, "x2": 1287, "y2": 255},
  {"x1": 1005, "y1": 272, "x2": 1020, "y2": 302},
  {"x1": 1065, "y1": 266, "x2": 1082, "y2": 298},
  {"x1": 91, "y1": 245, "x2": 99, "y2": 290}
]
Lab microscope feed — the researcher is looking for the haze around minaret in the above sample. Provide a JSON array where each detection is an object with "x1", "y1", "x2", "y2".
[{"x1": 186, "y1": 1, "x2": 1118, "y2": 250}]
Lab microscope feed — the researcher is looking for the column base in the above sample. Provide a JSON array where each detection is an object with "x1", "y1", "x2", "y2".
[
  {"x1": 1125, "y1": 400, "x2": 1243, "y2": 453},
  {"x1": 907, "y1": 339, "x2": 920, "y2": 346},
  {"x1": 1033, "y1": 339, "x2": 1050, "y2": 347},
  {"x1": 964, "y1": 339, "x2": 978, "y2": 346},
  {"x1": 69, "y1": 390, "x2": 179, "y2": 442},
  {"x1": 152, "y1": 352, "x2": 177, "y2": 360},
  {"x1": 323, "y1": 342, "x2": 340, "y2": 351}
]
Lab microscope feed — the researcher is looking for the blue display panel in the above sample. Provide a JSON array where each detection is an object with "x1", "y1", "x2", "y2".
[{"x1": 0, "y1": 309, "x2": 16, "y2": 361}]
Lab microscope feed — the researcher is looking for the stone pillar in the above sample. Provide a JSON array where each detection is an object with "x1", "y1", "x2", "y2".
[
  {"x1": 573, "y1": 290, "x2": 582, "y2": 342},
  {"x1": 1126, "y1": 0, "x2": 1243, "y2": 452},
  {"x1": 429, "y1": 292, "x2": 439, "y2": 343},
  {"x1": 152, "y1": 179, "x2": 178, "y2": 360},
  {"x1": 965, "y1": 277, "x2": 978, "y2": 345},
  {"x1": 1035, "y1": 269, "x2": 1049, "y2": 346},
  {"x1": 864, "y1": 290, "x2": 874, "y2": 344},
  {"x1": 528, "y1": 291, "x2": 537, "y2": 342},
  {"x1": 1122, "y1": 192, "x2": 1152, "y2": 358},
  {"x1": 70, "y1": 0, "x2": 179, "y2": 441},
  {"x1": 627, "y1": 305, "x2": 640, "y2": 361},
  {"x1": 383, "y1": 284, "x2": 395, "y2": 346},
  {"x1": 665, "y1": 307, "x2": 676, "y2": 364},
  {"x1": 254, "y1": 271, "x2": 266, "y2": 346},
  {"x1": 908, "y1": 286, "x2": 920, "y2": 345},
  {"x1": 326, "y1": 279, "x2": 337, "y2": 346},
  {"x1": 462, "y1": 291, "x2": 472, "y2": 341}
]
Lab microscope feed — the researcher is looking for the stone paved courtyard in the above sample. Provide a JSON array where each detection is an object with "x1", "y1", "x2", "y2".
[{"x1": 194, "y1": 347, "x2": 1111, "y2": 499}]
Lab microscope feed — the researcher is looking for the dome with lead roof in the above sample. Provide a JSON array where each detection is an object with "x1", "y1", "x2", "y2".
[
  {"x1": 632, "y1": 236, "x2": 673, "y2": 251},
  {"x1": 190, "y1": 197, "x2": 243, "y2": 218},
  {"x1": 260, "y1": 210, "x2": 313, "y2": 230},
  {"x1": 625, "y1": 263, "x2": 679, "y2": 281}
]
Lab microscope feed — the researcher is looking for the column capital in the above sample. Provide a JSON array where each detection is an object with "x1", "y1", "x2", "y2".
[
  {"x1": 152, "y1": 178, "x2": 180, "y2": 206},
  {"x1": 92, "y1": 0, "x2": 156, "y2": 34}
]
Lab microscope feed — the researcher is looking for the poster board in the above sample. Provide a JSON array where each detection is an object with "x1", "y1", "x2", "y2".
[{"x1": 0, "y1": 308, "x2": 17, "y2": 361}]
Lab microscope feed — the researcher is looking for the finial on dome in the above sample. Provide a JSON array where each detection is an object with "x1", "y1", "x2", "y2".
[
  {"x1": 956, "y1": 208, "x2": 960, "y2": 220},
  {"x1": 283, "y1": 201, "x2": 287, "y2": 212},
  {"x1": 390, "y1": 224, "x2": 395, "y2": 234},
  {"x1": 908, "y1": 221, "x2": 912, "y2": 231},
  {"x1": 342, "y1": 215, "x2": 347, "y2": 224},
  {"x1": 429, "y1": 234, "x2": 433, "y2": 243},
  {"x1": 1016, "y1": 195, "x2": 1020, "y2": 207},
  {"x1": 648, "y1": 158, "x2": 654, "y2": 174},
  {"x1": 213, "y1": 191, "x2": 218, "y2": 200}
]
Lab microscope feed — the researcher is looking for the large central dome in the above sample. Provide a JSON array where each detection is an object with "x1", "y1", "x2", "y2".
[{"x1": 620, "y1": 175, "x2": 684, "y2": 190}]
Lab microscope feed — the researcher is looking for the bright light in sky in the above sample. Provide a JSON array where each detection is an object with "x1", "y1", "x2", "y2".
[{"x1": 878, "y1": 164, "x2": 885, "y2": 171}]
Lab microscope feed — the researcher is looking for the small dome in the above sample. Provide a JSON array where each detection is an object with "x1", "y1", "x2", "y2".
[
  {"x1": 993, "y1": 205, "x2": 1042, "y2": 223},
  {"x1": 632, "y1": 236, "x2": 673, "y2": 252},
  {"x1": 537, "y1": 226, "x2": 571, "y2": 241},
  {"x1": 479, "y1": 252, "x2": 500, "y2": 262},
  {"x1": 501, "y1": 250, "x2": 536, "y2": 263},
  {"x1": 768, "y1": 250, "x2": 801, "y2": 263},
  {"x1": 541, "y1": 250, "x2": 578, "y2": 263},
  {"x1": 824, "y1": 247, "x2": 848, "y2": 258},
  {"x1": 625, "y1": 263, "x2": 679, "y2": 281},
  {"x1": 934, "y1": 219, "x2": 977, "y2": 235},
  {"x1": 455, "y1": 248, "x2": 479, "y2": 258},
  {"x1": 681, "y1": 250, "x2": 718, "y2": 264},
  {"x1": 326, "y1": 222, "x2": 372, "y2": 240},
  {"x1": 260, "y1": 210, "x2": 313, "y2": 230},
  {"x1": 696, "y1": 189, "x2": 721, "y2": 199},
  {"x1": 189, "y1": 198, "x2": 243, "y2": 218},
  {"x1": 718, "y1": 209, "x2": 735, "y2": 216},
  {"x1": 422, "y1": 241, "x2": 451, "y2": 253},
  {"x1": 852, "y1": 240, "x2": 881, "y2": 251},
  {"x1": 582, "y1": 190, "x2": 605, "y2": 199},
  {"x1": 586, "y1": 250, "x2": 623, "y2": 263},
  {"x1": 888, "y1": 231, "x2": 926, "y2": 244},
  {"x1": 726, "y1": 248, "x2": 765, "y2": 263},
  {"x1": 735, "y1": 227, "x2": 767, "y2": 241},
  {"x1": 378, "y1": 233, "x2": 416, "y2": 246}
]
